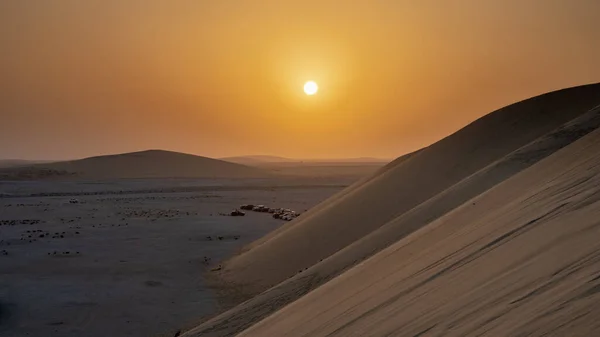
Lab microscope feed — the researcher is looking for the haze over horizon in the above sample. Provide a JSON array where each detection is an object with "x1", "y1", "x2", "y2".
[{"x1": 2, "y1": 1, "x2": 600, "y2": 161}]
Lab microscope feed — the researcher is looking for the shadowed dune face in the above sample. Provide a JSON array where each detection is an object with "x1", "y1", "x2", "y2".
[
  {"x1": 237, "y1": 126, "x2": 600, "y2": 337},
  {"x1": 0, "y1": 150, "x2": 270, "y2": 180},
  {"x1": 218, "y1": 83, "x2": 600, "y2": 293}
]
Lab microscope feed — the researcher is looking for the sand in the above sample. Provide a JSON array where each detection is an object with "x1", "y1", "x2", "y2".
[
  {"x1": 237, "y1": 120, "x2": 600, "y2": 337},
  {"x1": 0, "y1": 176, "x2": 353, "y2": 337}
]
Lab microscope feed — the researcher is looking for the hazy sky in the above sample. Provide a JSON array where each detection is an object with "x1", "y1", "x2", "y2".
[{"x1": 1, "y1": 1, "x2": 599, "y2": 160}]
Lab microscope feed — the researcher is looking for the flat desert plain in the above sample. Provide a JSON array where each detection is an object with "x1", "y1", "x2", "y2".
[{"x1": 0, "y1": 175, "x2": 367, "y2": 337}]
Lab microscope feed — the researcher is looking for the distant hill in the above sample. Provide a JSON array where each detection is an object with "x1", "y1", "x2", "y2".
[
  {"x1": 219, "y1": 155, "x2": 297, "y2": 165},
  {"x1": 0, "y1": 159, "x2": 54, "y2": 168},
  {"x1": 303, "y1": 157, "x2": 392, "y2": 164},
  {"x1": 221, "y1": 155, "x2": 390, "y2": 166},
  {"x1": 0, "y1": 150, "x2": 270, "y2": 180}
]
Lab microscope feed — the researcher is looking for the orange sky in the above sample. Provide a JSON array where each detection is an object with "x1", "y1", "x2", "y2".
[{"x1": 1, "y1": 1, "x2": 600, "y2": 160}]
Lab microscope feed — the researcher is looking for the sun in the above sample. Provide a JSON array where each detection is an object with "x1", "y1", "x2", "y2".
[{"x1": 304, "y1": 81, "x2": 318, "y2": 95}]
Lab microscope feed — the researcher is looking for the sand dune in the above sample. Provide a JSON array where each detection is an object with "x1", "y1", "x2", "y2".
[
  {"x1": 217, "y1": 83, "x2": 600, "y2": 295},
  {"x1": 0, "y1": 159, "x2": 53, "y2": 168},
  {"x1": 301, "y1": 157, "x2": 390, "y2": 163},
  {"x1": 237, "y1": 120, "x2": 600, "y2": 337},
  {"x1": 235, "y1": 150, "x2": 419, "y2": 260},
  {"x1": 181, "y1": 84, "x2": 600, "y2": 337},
  {"x1": 0, "y1": 150, "x2": 269, "y2": 180},
  {"x1": 301, "y1": 103, "x2": 600, "y2": 291},
  {"x1": 220, "y1": 155, "x2": 389, "y2": 166}
]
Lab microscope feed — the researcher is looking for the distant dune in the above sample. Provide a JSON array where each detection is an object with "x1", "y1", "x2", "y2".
[
  {"x1": 219, "y1": 155, "x2": 297, "y2": 165},
  {"x1": 302, "y1": 157, "x2": 390, "y2": 163},
  {"x1": 0, "y1": 150, "x2": 270, "y2": 180},
  {"x1": 220, "y1": 155, "x2": 389, "y2": 179},
  {"x1": 183, "y1": 83, "x2": 600, "y2": 336},
  {"x1": 0, "y1": 159, "x2": 53, "y2": 168},
  {"x1": 220, "y1": 155, "x2": 390, "y2": 166}
]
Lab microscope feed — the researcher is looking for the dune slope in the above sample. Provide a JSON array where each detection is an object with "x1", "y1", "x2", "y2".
[
  {"x1": 237, "y1": 149, "x2": 420, "y2": 255},
  {"x1": 303, "y1": 103, "x2": 600, "y2": 287},
  {"x1": 239, "y1": 115, "x2": 600, "y2": 337},
  {"x1": 218, "y1": 83, "x2": 600, "y2": 293},
  {"x1": 0, "y1": 150, "x2": 269, "y2": 180}
]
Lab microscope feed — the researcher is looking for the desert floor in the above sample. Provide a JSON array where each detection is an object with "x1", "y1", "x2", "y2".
[{"x1": 0, "y1": 176, "x2": 353, "y2": 337}]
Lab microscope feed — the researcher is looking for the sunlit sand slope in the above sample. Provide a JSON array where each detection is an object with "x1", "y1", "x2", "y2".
[
  {"x1": 220, "y1": 84, "x2": 600, "y2": 293},
  {"x1": 239, "y1": 119, "x2": 600, "y2": 337}
]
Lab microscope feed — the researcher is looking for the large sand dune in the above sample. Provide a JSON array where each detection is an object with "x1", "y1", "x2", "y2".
[
  {"x1": 218, "y1": 83, "x2": 600, "y2": 293},
  {"x1": 237, "y1": 118, "x2": 600, "y2": 337},
  {"x1": 0, "y1": 150, "x2": 269, "y2": 180},
  {"x1": 181, "y1": 83, "x2": 600, "y2": 337}
]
